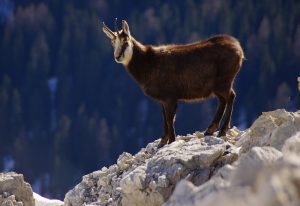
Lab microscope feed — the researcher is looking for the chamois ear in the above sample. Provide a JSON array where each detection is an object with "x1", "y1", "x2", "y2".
[
  {"x1": 102, "y1": 22, "x2": 115, "y2": 39},
  {"x1": 122, "y1": 20, "x2": 130, "y2": 36}
]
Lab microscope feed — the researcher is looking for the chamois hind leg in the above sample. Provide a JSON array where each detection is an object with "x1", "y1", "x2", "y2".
[
  {"x1": 218, "y1": 88, "x2": 236, "y2": 137},
  {"x1": 158, "y1": 100, "x2": 177, "y2": 147},
  {"x1": 204, "y1": 94, "x2": 227, "y2": 136}
]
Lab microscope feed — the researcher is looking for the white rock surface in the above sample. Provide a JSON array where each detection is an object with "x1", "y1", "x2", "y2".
[
  {"x1": 64, "y1": 109, "x2": 300, "y2": 206},
  {"x1": 166, "y1": 110, "x2": 300, "y2": 206},
  {"x1": 166, "y1": 142, "x2": 300, "y2": 206},
  {"x1": 34, "y1": 192, "x2": 64, "y2": 206},
  {"x1": 0, "y1": 172, "x2": 64, "y2": 206},
  {"x1": 0, "y1": 172, "x2": 35, "y2": 206},
  {"x1": 236, "y1": 109, "x2": 300, "y2": 152},
  {"x1": 64, "y1": 135, "x2": 238, "y2": 206}
]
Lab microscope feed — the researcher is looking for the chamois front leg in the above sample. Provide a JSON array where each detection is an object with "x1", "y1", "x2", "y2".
[
  {"x1": 158, "y1": 104, "x2": 169, "y2": 147},
  {"x1": 204, "y1": 94, "x2": 226, "y2": 136},
  {"x1": 158, "y1": 100, "x2": 177, "y2": 148}
]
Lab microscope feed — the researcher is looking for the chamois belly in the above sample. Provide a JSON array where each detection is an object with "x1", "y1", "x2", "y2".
[
  {"x1": 144, "y1": 77, "x2": 215, "y2": 102},
  {"x1": 178, "y1": 80, "x2": 215, "y2": 102}
]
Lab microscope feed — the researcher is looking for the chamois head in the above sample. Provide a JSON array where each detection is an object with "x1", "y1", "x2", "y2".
[{"x1": 102, "y1": 19, "x2": 133, "y2": 65}]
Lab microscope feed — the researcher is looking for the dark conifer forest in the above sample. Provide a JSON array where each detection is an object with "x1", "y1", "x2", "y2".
[{"x1": 0, "y1": 0, "x2": 299, "y2": 198}]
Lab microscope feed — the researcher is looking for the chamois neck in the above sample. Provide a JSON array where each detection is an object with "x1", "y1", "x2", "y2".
[
  {"x1": 124, "y1": 37, "x2": 149, "y2": 85},
  {"x1": 131, "y1": 37, "x2": 147, "y2": 57}
]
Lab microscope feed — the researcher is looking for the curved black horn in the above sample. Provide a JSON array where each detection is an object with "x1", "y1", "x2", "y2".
[{"x1": 114, "y1": 18, "x2": 120, "y2": 35}]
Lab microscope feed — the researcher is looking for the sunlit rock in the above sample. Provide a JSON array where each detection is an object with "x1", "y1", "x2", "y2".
[
  {"x1": 0, "y1": 172, "x2": 35, "y2": 206},
  {"x1": 64, "y1": 135, "x2": 235, "y2": 206},
  {"x1": 64, "y1": 109, "x2": 300, "y2": 206}
]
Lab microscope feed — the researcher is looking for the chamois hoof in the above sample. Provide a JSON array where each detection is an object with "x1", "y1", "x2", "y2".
[
  {"x1": 158, "y1": 137, "x2": 168, "y2": 148},
  {"x1": 204, "y1": 129, "x2": 216, "y2": 136},
  {"x1": 204, "y1": 123, "x2": 218, "y2": 136},
  {"x1": 157, "y1": 141, "x2": 167, "y2": 148},
  {"x1": 217, "y1": 130, "x2": 227, "y2": 137},
  {"x1": 204, "y1": 131, "x2": 213, "y2": 136},
  {"x1": 168, "y1": 138, "x2": 175, "y2": 144}
]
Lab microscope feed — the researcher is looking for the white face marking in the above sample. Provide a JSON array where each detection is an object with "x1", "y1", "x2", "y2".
[{"x1": 113, "y1": 35, "x2": 133, "y2": 66}]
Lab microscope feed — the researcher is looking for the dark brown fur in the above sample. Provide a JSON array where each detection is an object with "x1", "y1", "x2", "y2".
[{"x1": 124, "y1": 33, "x2": 244, "y2": 147}]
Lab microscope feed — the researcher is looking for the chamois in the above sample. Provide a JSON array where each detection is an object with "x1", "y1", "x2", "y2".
[{"x1": 102, "y1": 19, "x2": 244, "y2": 147}]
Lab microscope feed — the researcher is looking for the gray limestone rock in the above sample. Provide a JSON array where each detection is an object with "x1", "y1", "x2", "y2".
[
  {"x1": 0, "y1": 172, "x2": 34, "y2": 206},
  {"x1": 65, "y1": 109, "x2": 300, "y2": 206},
  {"x1": 165, "y1": 145, "x2": 300, "y2": 206},
  {"x1": 64, "y1": 135, "x2": 237, "y2": 206},
  {"x1": 237, "y1": 109, "x2": 300, "y2": 152},
  {"x1": 166, "y1": 111, "x2": 300, "y2": 206}
]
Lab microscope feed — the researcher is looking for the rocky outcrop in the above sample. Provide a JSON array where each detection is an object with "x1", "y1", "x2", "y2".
[
  {"x1": 236, "y1": 109, "x2": 300, "y2": 152},
  {"x1": 64, "y1": 109, "x2": 300, "y2": 206},
  {"x1": 0, "y1": 172, "x2": 35, "y2": 206},
  {"x1": 166, "y1": 134, "x2": 300, "y2": 206},
  {"x1": 166, "y1": 109, "x2": 300, "y2": 206},
  {"x1": 64, "y1": 131, "x2": 241, "y2": 206},
  {"x1": 0, "y1": 172, "x2": 64, "y2": 206}
]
